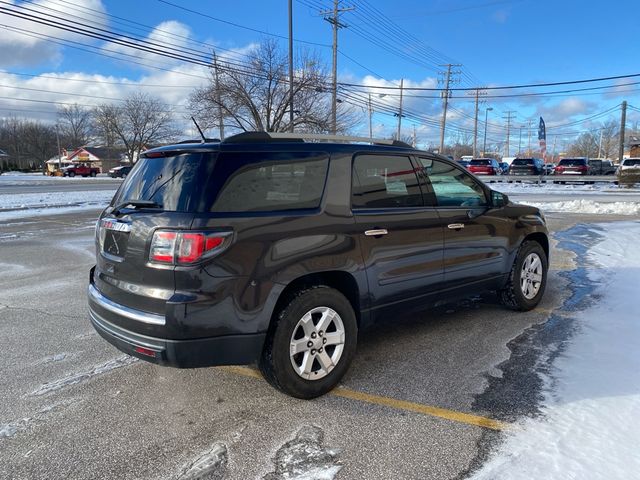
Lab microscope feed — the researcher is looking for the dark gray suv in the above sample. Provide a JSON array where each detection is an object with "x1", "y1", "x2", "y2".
[{"x1": 88, "y1": 132, "x2": 549, "y2": 398}]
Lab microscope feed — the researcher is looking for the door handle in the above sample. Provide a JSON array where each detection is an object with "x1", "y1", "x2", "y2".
[
  {"x1": 364, "y1": 229, "x2": 388, "y2": 236},
  {"x1": 447, "y1": 223, "x2": 465, "y2": 230}
]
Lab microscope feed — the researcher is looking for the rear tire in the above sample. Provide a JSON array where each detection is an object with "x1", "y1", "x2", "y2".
[
  {"x1": 259, "y1": 285, "x2": 358, "y2": 399},
  {"x1": 68, "y1": 171, "x2": 75, "y2": 177},
  {"x1": 90, "y1": 171, "x2": 97, "y2": 177},
  {"x1": 499, "y1": 240, "x2": 548, "y2": 311}
]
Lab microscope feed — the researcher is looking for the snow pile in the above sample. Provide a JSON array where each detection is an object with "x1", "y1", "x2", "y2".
[
  {"x1": 0, "y1": 191, "x2": 114, "y2": 210},
  {"x1": 524, "y1": 199, "x2": 640, "y2": 215},
  {"x1": 471, "y1": 222, "x2": 640, "y2": 480}
]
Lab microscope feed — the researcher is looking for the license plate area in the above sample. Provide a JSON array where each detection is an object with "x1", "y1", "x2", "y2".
[{"x1": 100, "y1": 218, "x2": 132, "y2": 261}]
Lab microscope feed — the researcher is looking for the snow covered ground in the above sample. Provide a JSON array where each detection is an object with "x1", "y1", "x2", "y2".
[
  {"x1": 471, "y1": 221, "x2": 640, "y2": 480},
  {"x1": 523, "y1": 199, "x2": 640, "y2": 215}
]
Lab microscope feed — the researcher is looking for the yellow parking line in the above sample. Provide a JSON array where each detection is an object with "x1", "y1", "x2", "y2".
[{"x1": 220, "y1": 366, "x2": 509, "y2": 431}]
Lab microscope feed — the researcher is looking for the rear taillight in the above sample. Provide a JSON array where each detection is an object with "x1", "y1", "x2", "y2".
[
  {"x1": 150, "y1": 230, "x2": 230, "y2": 265},
  {"x1": 555, "y1": 166, "x2": 564, "y2": 172}
]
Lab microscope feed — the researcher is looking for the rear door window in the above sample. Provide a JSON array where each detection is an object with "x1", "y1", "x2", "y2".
[
  {"x1": 210, "y1": 152, "x2": 329, "y2": 212},
  {"x1": 352, "y1": 154, "x2": 424, "y2": 208},
  {"x1": 418, "y1": 158, "x2": 488, "y2": 207}
]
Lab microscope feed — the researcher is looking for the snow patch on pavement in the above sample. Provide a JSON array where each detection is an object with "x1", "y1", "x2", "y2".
[
  {"x1": 264, "y1": 426, "x2": 342, "y2": 480},
  {"x1": 525, "y1": 199, "x2": 640, "y2": 215},
  {"x1": 30, "y1": 356, "x2": 138, "y2": 396},
  {"x1": 178, "y1": 443, "x2": 228, "y2": 480},
  {"x1": 471, "y1": 221, "x2": 640, "y2": 480}
]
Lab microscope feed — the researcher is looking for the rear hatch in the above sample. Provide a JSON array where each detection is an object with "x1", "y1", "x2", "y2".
[
  {"x1": 556, "y1": 159, "x2": 588, "y2": 174},
  {"x1": 93, "y1": 150, "x2": 217, "y2": 324},
  {"x1": 468, "y1": 159, "x2": 496, "y2": 175},
  {"x1": 509, "y1": 158, "x2": 537, "y2": 175}
]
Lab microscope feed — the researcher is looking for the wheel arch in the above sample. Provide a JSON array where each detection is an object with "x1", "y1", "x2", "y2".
[
  {"x1": 271, "y1": 271, "x2": 362, "y2": 329},
  {"x1": 523, "y1": 231, "x2": 549, "y2": 260}
]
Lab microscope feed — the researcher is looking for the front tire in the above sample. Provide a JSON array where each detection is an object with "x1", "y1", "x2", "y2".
[
  {"x1": 499, "y1": 240, "x2": 548, "y2": 311},
  {"x1": 259, "y1": 286, "x2": 358, "y2": 399}
]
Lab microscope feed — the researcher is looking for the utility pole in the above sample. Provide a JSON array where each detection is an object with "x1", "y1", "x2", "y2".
[
  {"x1": 288, "y1": 0, "x2": 294, "y2": 132},
  {"x1": 483, "y1": 107, "x2": 493, "y2": 156},
  {"x1": 438, "y1": 63, "x2": 462, "y2": 153},
  {"x1": 598, "y1": 129, "x2": 603, "y2": 158},
  {"x1": 212, "y1": 51, "x2": 224, "y2": 140},
  {"x1": 396, "y1": 78, "x2": 404, "y2": 140},
  {"x1": 473, "y1": 89, "x2": 479, "y2": 157},
  {"x1": 551, "y1": 135, "x2": 557, "y2": 162},
  {"x1": 502, "y1": 111, "x2": 517, "y2": 157},
  {"x1": 619, "y1": 101, "x2": 627, "y2": 163},
  {"x1": 526, "y1": 118, "x2": 534, "y2": 155},
  {"x1": 321, "y1": 1, "x2": 354, "y2": 134},
  {"x1": 56, "y1": 124, "x2": 62, "y2": 173},
  {"x1": 368, "y1": 93, "x2": 373, "y2": 140},
  {"x1": 412, "y1": 124, "x2": 417, "y2": 148},
  {"x1": 518, "y1": 125, "x2": 523, "y2": 155}
]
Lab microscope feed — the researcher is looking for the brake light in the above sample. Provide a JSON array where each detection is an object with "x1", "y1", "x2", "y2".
[{"x1": 150, "y1": 230, "x2": 229, "y2": 265}]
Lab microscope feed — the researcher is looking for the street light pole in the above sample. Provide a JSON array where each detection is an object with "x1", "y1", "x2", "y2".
[{"x1": 482, "y1": 107, "x2": 493, "y2": 156}]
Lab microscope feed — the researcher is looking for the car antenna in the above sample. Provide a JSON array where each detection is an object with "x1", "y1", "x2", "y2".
[{"x1": 191, "y1": 116, "x2": 206, "y2": 143}]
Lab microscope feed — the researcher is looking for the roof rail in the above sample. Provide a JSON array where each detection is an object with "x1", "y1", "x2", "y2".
[
  {"x1": 223, "y1": 131, "x2": 413, "y2": 148},
  {"x1": 176, "y1": 138, "x2": 220, "y2": 144}
]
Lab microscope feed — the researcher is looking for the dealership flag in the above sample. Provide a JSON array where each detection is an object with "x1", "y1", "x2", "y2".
[{"x1": 538, "y1": 117, "x2": 547, "y2": 161}]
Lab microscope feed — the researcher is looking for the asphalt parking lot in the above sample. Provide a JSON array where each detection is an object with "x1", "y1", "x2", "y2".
[{"x1": 0, "y1": 205, "x2": 628, "y2": 479}]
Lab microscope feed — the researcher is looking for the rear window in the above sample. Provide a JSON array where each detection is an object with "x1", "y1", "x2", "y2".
[
  {"x1": 512, "y1": 159, "x2": 535, "y2": 166},
  {"x1": 469, "y1": 159, "x2": 491, "y2": 166},
  {"x1": 623, "y1": 159, "x2": 640, "y2": 166},
  {"x1": 210, "y1": 152, "x2": 329, "y2": 212},
  {"x1": 559, "y1": 158, "x2": 587, "y2": 166},
  {"x1": 112, "y1": 152, "x2": 215, "y2": 212}
]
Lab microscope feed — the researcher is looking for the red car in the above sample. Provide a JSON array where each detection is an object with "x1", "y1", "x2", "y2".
[{"x1": 467, "y1": 158, "x2": 502, "y2": 175}]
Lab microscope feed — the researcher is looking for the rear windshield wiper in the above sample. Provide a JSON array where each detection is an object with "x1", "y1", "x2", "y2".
[{"x1": 111, "y1": 199, "x2": 163, "y2": 216}]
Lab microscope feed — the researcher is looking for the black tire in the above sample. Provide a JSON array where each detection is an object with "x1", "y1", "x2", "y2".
[
  {"x1": 499, "y1": 240, "x2": 548, "y2": 311},
  {"x1": 258, "y1": 285, "x2": 358, "y2": 399},
  {"x1": 68, "y1": 171, "x2": 75, "y2": 177},
  {"x1": 90, "y1": 171, "x2": 97, "y2": 177}
]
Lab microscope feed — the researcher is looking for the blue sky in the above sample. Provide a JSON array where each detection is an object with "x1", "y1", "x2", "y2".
[{"x1": 2, "y1": 0, "x2": 640, "y2": 153}]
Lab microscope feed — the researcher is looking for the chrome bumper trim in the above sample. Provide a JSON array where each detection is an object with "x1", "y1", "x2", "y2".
[{"x1": 88, "y1": 284, "x2": 166, "y2": 326}]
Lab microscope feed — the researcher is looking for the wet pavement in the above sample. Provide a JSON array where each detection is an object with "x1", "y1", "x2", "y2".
[{"x1": 0, "y1": 208, "x2": 635, "y2": 479}]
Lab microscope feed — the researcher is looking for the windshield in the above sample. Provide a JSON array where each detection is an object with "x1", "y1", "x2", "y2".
[
  {"x1": 623, "y1": 159, "x2": 640, "y2": 166},
  {"x1": 512, "y1": 159, "x2": 535, "y2": 166}
]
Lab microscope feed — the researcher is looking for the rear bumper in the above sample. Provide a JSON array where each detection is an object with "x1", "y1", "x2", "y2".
[{"x1": 88, "y1": 284, "x2": 266, "y2": 368}]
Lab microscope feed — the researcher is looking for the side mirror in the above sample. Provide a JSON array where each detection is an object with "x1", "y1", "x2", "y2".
[{"x1": 491, "y1": 190, "x2": 509, "y2": 207}]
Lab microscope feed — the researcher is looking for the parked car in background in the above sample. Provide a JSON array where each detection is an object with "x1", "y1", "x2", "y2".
[
  {"x1": 456, "y1": 160, "x2": 470, "y2": 169},
  {"x1": 87, "y1": 132, "x2": 549, "y2": 399},
  {"x1": 61, "y1": 163, "x2": 100, "y2": 177},
  {"x1": 554, "y1": 158, "x2": 590, "y2": 176},
  {"x1": 588, "y1": 159, "x2": 617, "y2": 175},
  {"x1": 468, "y1": 158, "x2": 502, "y2": 175},
  {"x1": 499, "y1": 162, "x2": 510, "y2": 174},
  {"x1": 543, "y1": 163, "x2": 556, "y2": 175},
  {"x1": 509, "y1": 158, "x2": 545, "y2": 176},
  {"x1": 618, "y1": 158, "x2": 640, "y2": 172},
  {"x1": 108, "y1": 165, "x2": 132, "y2": 178}
]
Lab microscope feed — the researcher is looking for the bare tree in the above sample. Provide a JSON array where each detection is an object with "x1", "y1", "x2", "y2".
[
  {"x1": 597, "y1": 119, "x2": 619, "y2": 159},
  {"x1": 567, "y1": 132, "x2": 599, "y2": 158},
  {"x1": 94, "y1": 93, "x2": 177, "y2": 163},
  {"x1": 189, "y1": 39, "x2": 355, "y2": 135},
  {"x1": 0, "y1": 117, "x2": 56, "y2": 170},
  {"x1": 57, "y1": 104, "x2": 92, "y2": 148}
]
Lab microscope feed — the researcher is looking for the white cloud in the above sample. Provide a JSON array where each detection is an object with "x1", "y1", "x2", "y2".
[{"x1": 0, "y1": 0, "x2": 107, "y2": 66}]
